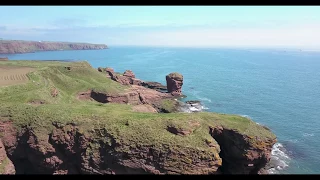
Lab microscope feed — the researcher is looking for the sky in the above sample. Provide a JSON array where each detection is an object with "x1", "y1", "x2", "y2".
[{"x1": 1, "y1": 6, "x2": 320, "y2": 49}]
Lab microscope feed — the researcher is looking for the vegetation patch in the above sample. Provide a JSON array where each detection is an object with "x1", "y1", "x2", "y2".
[{"x1": 167, "y1": 72, "x2": 183, "y2": 81}]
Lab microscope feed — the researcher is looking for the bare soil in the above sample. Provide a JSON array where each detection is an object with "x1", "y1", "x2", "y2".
[{"x1": 0, "y1": 66, "x2": 34, "y2": 87}]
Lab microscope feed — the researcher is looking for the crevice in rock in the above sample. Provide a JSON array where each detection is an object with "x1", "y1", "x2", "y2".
[
  {"x1": 90, "y1": 90, "x2": 108, "y2": 103},
  {"x1": 6, "y1": 130, "x2": 40, "y2": 174},
  {"x1": 5, "y1": 127, "x2": 83, "y2": 174},
  {"x1": 47, "y1": 131, "x2": 82, "y2": 174},
  {"x1": 209, "y1": 126, "x2": 267, "y2": 174}
]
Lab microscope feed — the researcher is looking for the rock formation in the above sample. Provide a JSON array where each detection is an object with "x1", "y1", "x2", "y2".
[
  {"x1": 142, "y1": 82, "x2": 167, "y2": 92},
  {"x1": 78, "y1": 85, "x2": 176, "y2": 113},
  {"x1": 209, "y1": 126, "x2": 276, "y2": 174},
  {"x1": 104, "y1": 67, "x2": 114, "y2": 78},
  {"x1": 96, "y1": 67, "x2": 185, "y2": 112},
  {"x1": 123, "y1": 70, "x2": 135, "y2": 78},
  {"x1": 166, "y1": 73, "x2": 183, "y2": 96},
  {"x1": 98, "y1": 68, "x2": 180, "y2": 95},
  {"x1": 97, "y1": 67, "x2": 105, "y2": 72},
  {"x1": 103, "y1": 68, "x2": 131, "y2": 85},
  {"x1": 100, "y1": 68, "x2": 143, "y2": 86},
  {"x1": 105, "y1": 67, "x2": 114, "y2": 74}
]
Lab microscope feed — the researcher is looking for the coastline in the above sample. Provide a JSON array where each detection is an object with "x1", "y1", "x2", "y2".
[
  {"x1": 0, "y1": 40, "x2": 108, "y2": 54},
  {"x1": 0, "y1": 59, "x2": 277, "y2": 174},
  {"x1": 3, "y1": 47, "x2": 316, "y2": 174}
]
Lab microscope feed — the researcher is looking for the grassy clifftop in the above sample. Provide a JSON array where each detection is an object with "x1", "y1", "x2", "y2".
[
  {"x1": 0, "y1": 40, "x2": 107, "y2": 54},
  {"x1": 0, "y1": 60, "x2": 276, "y2": 174},
  {"x1": 0, "y1": 60, "x2": 275, "y2": 147}
]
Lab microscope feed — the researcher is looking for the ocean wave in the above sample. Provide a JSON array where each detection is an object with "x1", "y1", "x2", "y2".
[
  {"x1": 267, "y1": 143, "x2": 291, "y2": 174},
  {"x1": 302, "y1": 133, "x2": 314, "y2": 137},
  {"x1": 288, "y1": 139, "x2": 299, "y2": 143},
  {"x1": 197, "y1": 97, "x2": 212, "y2": 103},
  {"x1": 178, "y1": 101, "x2": 209, "y2": 113},
  {"x1": 239, "y1": 115, "x2": 266, "y2": 126},
  {"x1": 188, "y1": 90, "x2": 212, "y2": 103},
  {"x1": 202, "y1": 106, "x2": 209, "y2": 110},
  {"x1": 240, "y1": 114, "x2": 252, "y2": 119}
]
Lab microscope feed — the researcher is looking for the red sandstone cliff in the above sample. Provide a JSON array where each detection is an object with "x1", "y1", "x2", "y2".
[
  {"x1": 0, "y1": 121, "x2": 276, "y2": 174},
  {"x1": 0, "y1": 40, "x2": 107, "y2": 54}
]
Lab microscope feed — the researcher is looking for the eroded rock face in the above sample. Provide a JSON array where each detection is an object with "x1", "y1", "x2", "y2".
[
  {"x1": 166, "y1": 73, "x2": 183, "y2": 96},
  {"x1": 209, "y1": 126, "x2": 276, "y2": 174},
  {"x1": 101, "y1": 68, "x2": 137, "y2": 85},
  {"x1": 79, "y1": 85, "x2": 172, "y2": 109},
  {"x1": 0, "y1": 120, "x2": 276, "y2": 175},
  {"x1": 105, "y1": 68, "x2": 114, "y2": 74},
  {"x1": 131, "y1": 78, "x2": 143, "y2": 86},
  {"x1": 98, "y1": 68, "x2": 185, "y2": 96},
  {"x1": 106, "y1": 69, "x2": 132, "y2": 85},
  {"x1": 142, "y1": 82, "x2": 167, "y2": 93},
  {"x1": 1, "y1": 123, "x2": 222, "y2": 174},
  {"x1": 0, "y1": 139, "x2": 15, "y2": 174}
]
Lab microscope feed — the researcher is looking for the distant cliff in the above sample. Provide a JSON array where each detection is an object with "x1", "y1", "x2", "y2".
[{"x1": 0, "y1": 40, "x2": 108, "y2": 54}]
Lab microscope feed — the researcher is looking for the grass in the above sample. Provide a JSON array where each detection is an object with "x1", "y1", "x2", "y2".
[
  {"x1": 159, "y1": 99, "x2": 179, "y2": 113},
  {"x1": 0, "y1": 60, "x2": 276, "y2": 156},
  {"x1": 0, "y1": 60, "x2": 125, "y2": 104},
  {"x1": 167, "y1": 72, "x2": 183, "y2": 80}
]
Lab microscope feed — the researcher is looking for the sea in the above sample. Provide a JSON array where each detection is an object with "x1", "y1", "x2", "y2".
[{"x1": 4, "y1": 46, "x2": 320, "y2": 174}]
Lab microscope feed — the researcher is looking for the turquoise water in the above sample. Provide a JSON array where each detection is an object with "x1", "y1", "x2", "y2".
[{"x1": 5, "y1": 46, "x2": 320, "y2": 174}]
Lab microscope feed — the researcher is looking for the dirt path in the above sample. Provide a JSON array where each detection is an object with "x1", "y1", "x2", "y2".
[{"x1": 0, "y1": 66, "x2": 34, "y2": 87}]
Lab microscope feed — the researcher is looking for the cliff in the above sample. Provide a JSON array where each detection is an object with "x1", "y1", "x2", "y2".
[
  {"x1": 0, "y1": 40, "x2": 107, "y2": 54},
  {"x1": 0, "y1": 60, "x2": 277, "y2": 174}
]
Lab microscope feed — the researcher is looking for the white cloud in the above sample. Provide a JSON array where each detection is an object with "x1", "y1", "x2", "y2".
[
  {"x1": 130, "y1": 24, "x2": 320, "y2": 49},
  {"x1": 1, "y1": 21, "x2": 320, "y2": 50}
]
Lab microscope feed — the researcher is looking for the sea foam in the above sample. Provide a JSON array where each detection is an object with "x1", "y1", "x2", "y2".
[
  {"x1": 178, "y1": 101, "x2": 208, "y2": 113},
  {"x1": 267, "y1": 143, "x2": 291, "y2": 174}
]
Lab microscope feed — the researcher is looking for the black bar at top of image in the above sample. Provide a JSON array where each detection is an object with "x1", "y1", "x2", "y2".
[{"x1": 0, "y1": 1, "x2": 319, "y2": 6}]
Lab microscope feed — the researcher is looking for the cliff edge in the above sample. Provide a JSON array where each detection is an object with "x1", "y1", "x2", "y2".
[{"x1": 0, "y1": 60, "x2": 277, "y2": 174}]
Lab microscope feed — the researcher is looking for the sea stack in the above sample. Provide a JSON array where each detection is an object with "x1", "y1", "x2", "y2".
[{"x1": 166, "y1": 72, "x2": 183, "y2": 96}]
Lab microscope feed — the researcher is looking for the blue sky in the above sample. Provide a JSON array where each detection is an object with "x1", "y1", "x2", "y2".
[{"x1": 1, "y1": 6, "x2": 320, "y2": 49}]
